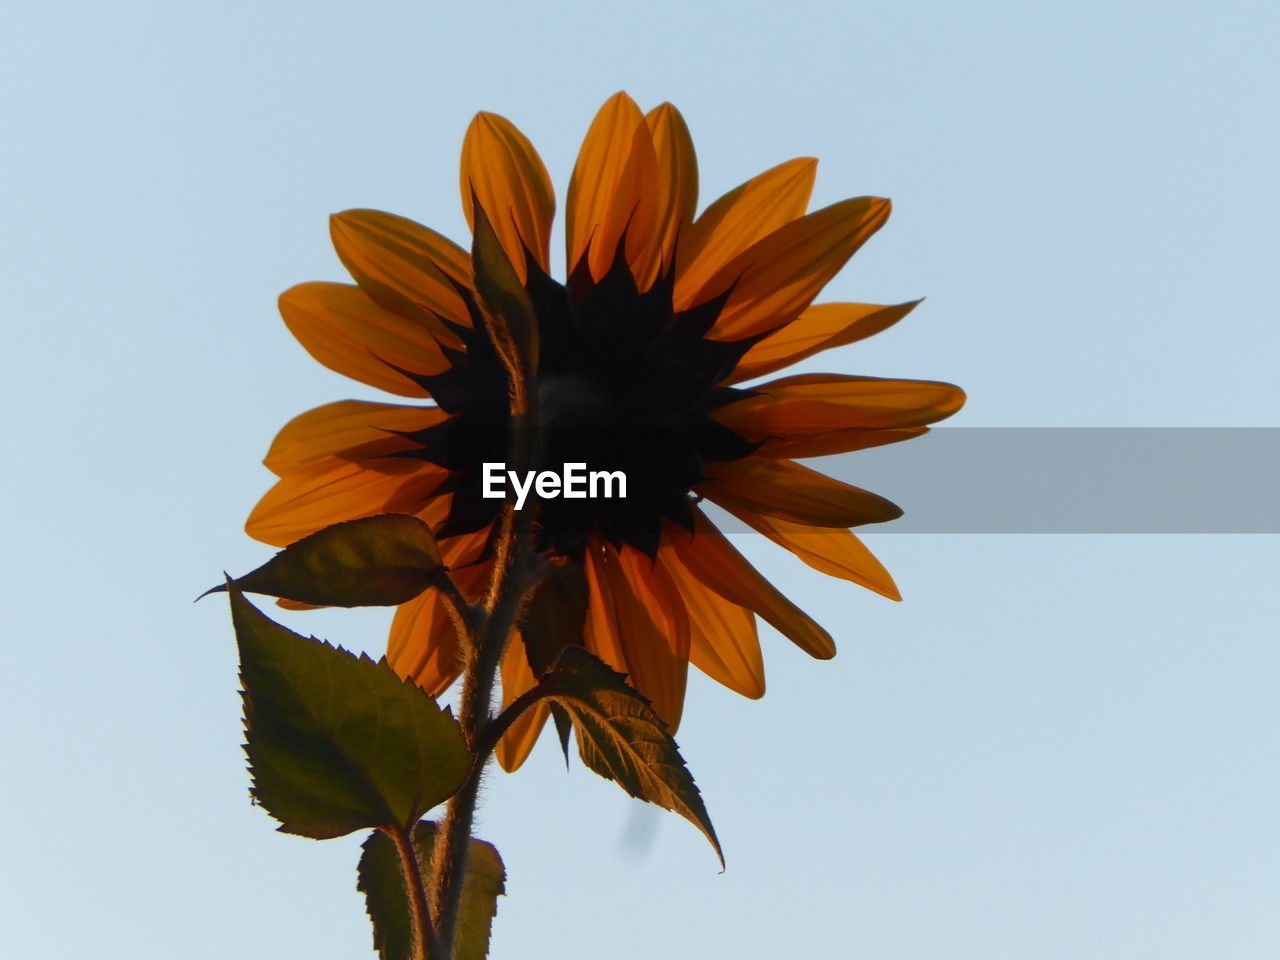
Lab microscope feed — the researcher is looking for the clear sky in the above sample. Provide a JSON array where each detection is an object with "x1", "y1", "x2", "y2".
[{"x1": 3, "y1": 1, "x2": 1277, "y2": 957}]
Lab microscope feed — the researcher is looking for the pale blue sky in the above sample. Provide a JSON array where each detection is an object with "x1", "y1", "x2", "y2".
[{"x1": 3, "y1": 1, "x2": 1277, "y2": 957}]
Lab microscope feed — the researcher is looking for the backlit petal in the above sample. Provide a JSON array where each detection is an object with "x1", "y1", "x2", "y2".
[
  {"x1": 644, "y1": 103, "x2": 698, "y2": 272},
  {"x1": 701, "y1": 457, "x2": 902, "y2": 528},
  {"x1": 696, "y1": 197, "x2": 892, "y2": 340},
  {"x1": 387, "y1": 590, "x2": 462, "y2": 698},
  {"x1": 245, "y1": 457, "x2": 445, "y2": 547},
  {"x1": 566, "y1": 92, "x2": 661, "y2": 286},
  {"x1": 716, "y1": 373, "x2": 966, "y2": 446},
  {"x1": 279, "y1": 282, "x2": 450, "y2": 397},
  {"x1": 753, "y1": 426, "x2": 929, "y2": 459},
  {"x1": 496, "y1": 638, "x2": 552, "y2": 772},
  {"x1": 329, "y1": 209, "x2": 472, "y2": 329},
  {"x1": 460, "y1": 112, "x2": 556, "y2": 279},
  {"x1": 264, "y1": 401, "x2": 445, "y2": 476},
  {"x1": 713, "y1": 505, "x2": 900, "y2": 600},
  {"x1": 388, "y1": 531, "x2": 493, "y2": 697},
  {"x1": 667, "y1": 510, "x2": 835, "y2": 659},
  {"x1": 728, "y1": 300, "x2": 920, "y2": 383},
  {"x1": 584, "y1": 541, "x2": 689, "y2": 732},
  {"x1": 659, "y1": 546, "x2": 764, "y2": 698},
  {"x1": 675, "y1": 157, "x2": 816, "y2": 305}
]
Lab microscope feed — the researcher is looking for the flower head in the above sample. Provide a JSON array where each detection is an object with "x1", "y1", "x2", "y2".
[{"x1": 248, "y1": 93, "x2": 964, "y2": 769}]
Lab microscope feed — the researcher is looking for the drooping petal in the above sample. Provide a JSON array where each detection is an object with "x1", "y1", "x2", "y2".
[
  {"x1": 715, "y1": 373, "x2": 967, "y2": 441},
  {"x1": 263, "y1": 401, "x2": 446, "y2": 476},
  {"x1": 618, "y1": 545, "x2": 692, "y2": 729},
  {"x1": 279, "y1": 283, "x2": 450, "y2": 397},
  {"x1": 644, "y1": 103, "x2": 698, "y2": 272},
  {"x1": 245, "y1": 457, "x2": 445, "y2": 547},
  {"x1": 583, "y1": 541, "x2": 689, "y2": 732},
  {"x1": 495, "y1": 637, "x2": 552, "y2": 772},
  {"x1": 460, "y1": 111, "x2": 556, "y2": 279},
  {"x1": 329, "y1": 209, "x2": 473, "y2": 329},
  {"x1": 728, "y1": 300, "x2": 921, "y2": 384},
  {"x1": 565, "y1": 92, "x2": 662, "y2": 287},
  {"x1": 659, "y1": 546, "x2": 764, "y2": 698},
  {"x1": 388, "y1": 530, "x2": 493, "y2": 697},
  {"x1": 712, "y1": 505, "x2": 900, "y2": 600},
  {"x1": 666, "y1": 511, "x2": 835, "y2": 659},
  {"x1": 701, "y1": 457, "x2": 903, "y2": 528},
  {"x1": 693, "y1": 197, "x2": 893, "y2": 340},
  {"x1": 674, "y1": 157, "x2": 816, "y2": 305},
  {"x1": 387, "y1": 590, "x2": 462, "y2": 698}
]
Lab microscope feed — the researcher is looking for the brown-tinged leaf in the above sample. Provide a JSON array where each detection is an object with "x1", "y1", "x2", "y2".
[
  {"x1": 541, "y1": 645, "x2": 723, "y2": 864},
  {"x1": 203, "y1": 514, "x2": 443, "y2": 607},
  {"x1": 229, "y1": 585, "x2": 470, "y2": 839},
  {"x1": 359, "y1": 822, "x2": 505, "y2": 960}
]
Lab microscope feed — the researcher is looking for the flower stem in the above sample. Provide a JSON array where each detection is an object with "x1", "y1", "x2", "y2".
[
  {"x1": 428, "y1": 503, "x2": 539, "y2": 954},
  {"x1": 389, "y1": 823, "x2": 439, "y2": 960},
  {"x1": 429, "y1": 350, "x2": 543, "y2": 954}
]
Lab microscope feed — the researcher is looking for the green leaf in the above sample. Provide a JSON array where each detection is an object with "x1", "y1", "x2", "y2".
[
  {"x1": 469, "y1": 195, "x2": 539, "y2": 381},
  {"x1": 359, "y1": 822, "x2": 506, "y2": 960},
  {"x1": 203, "y1": 514, "x2": 443, "y2": 607},
  {"x1": 541, "y1": 645, "x2": 723, "y2": 865},
  {"x1": 230, "y1": 585, "x2": 470, "y2": 839}
]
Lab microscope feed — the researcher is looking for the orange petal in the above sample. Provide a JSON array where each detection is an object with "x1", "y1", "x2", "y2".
[
  {"x1": 728, "y1": 300, "x2": 920, "y2": 383},
  {"x1": 674, "y1": 157, "x2": 816, "y2": 306},
  {"x1": 263, "y1": 401, "x2": 446, "y2": 476},
  {"x1": 753, "y1": 425, "x2": 929, "y2": 459},
  {"x1": 460, "y1": 112, "x2": 556, "y2": 280},
  {"x1": 645, "y1": 103, "x2": 698, "y2": 272},
  {"x1": 495, "y1": 637, "x2": 552, "y2": 772},
  {"x1": 329, "y1": 209, "x2": 472, "y2": 330},
  {"x1": 713, "y1": 504, "x2": 900, "y2": 600},
  {"x1": 565, "y1": 92, "x2": 661, "y2": 287},
  {"x1": 695, "y1": 197, "x2": 892, "y2": 340},
  {"x1": 245, "y1": 457, "x2": 445, "y2": 547},
  {"x1": 414, "y1": 488, "x2": 454, "y2": 534},
  {"x1": 716, "y1": 373, "x2": 967, "y2": 439},
  {"x1": 278, "y1": 282, "x2": 451, "y2": 397},
  {"x1": 701, "y1": 457, "x2": 902, "y2": 528},
  {"x1": 666, "y1": 511, "x2": 835, "y2": 659},
  {"x1": 388, "y1": 532, "x2": 493, "y2": 697},
  {"x1": 659, "y1": 546, "x2": 764, "y2": 698},
  {"x1": 387, "y1": 589, "x2": 463, "y2": 698},
  {"x1": 583, "y1": 541, "x2": 690, "y2": 732},
  {"x1": 438, "y1": 525, "x2": 496, "y2": 577}
]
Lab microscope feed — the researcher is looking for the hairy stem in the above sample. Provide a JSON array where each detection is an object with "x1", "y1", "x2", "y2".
[
  {"x1": 389, "y1": 823, "x2": 439, "y2": 960},
  {"x1": 428, "y1": 506, "x2": 540, "y2": 953},
  {"x1": 429, "y1": 343, "x2": 544, "y2": 955},
  {"x1": 473, "y1": 682, "x2": 553, "y2": 766}
]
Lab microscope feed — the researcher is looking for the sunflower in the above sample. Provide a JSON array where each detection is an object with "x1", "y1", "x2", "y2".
[{"x1": 247, "y1": 92, "x2": 964, "y2": 770}]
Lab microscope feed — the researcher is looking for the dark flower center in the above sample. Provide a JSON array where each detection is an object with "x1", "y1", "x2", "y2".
[
  {"x1": 536, "y1": 373, "x2": 614, "y2": 433},
  {"x1": 391, "y1": 241, "x2": 761, "y2": 560}
]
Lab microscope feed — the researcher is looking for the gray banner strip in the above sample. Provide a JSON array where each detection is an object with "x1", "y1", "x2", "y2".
[{"x1": 710, "y1": 428, "x2": 1280, "y2": 533}]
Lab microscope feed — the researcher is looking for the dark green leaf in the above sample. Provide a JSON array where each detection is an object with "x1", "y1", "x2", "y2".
[
  {"x1": 549, "y1": 703, "x2": 573, "y2": 768},
  {"x1": 542, "y1": 645, "x2": 723, "y2": 865},
  {"x1": 360, "y1": 822, "x2": 505, "y2": 960},
  {"x1": 230, "y1": 585, "x2": 470, "y2": 839},
  {"x1": 469, "y1": 195, "x2": 539, "y2": 381},
  {"x1": 203, "y1": 514, "x2": 443, "y2": 607}
]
